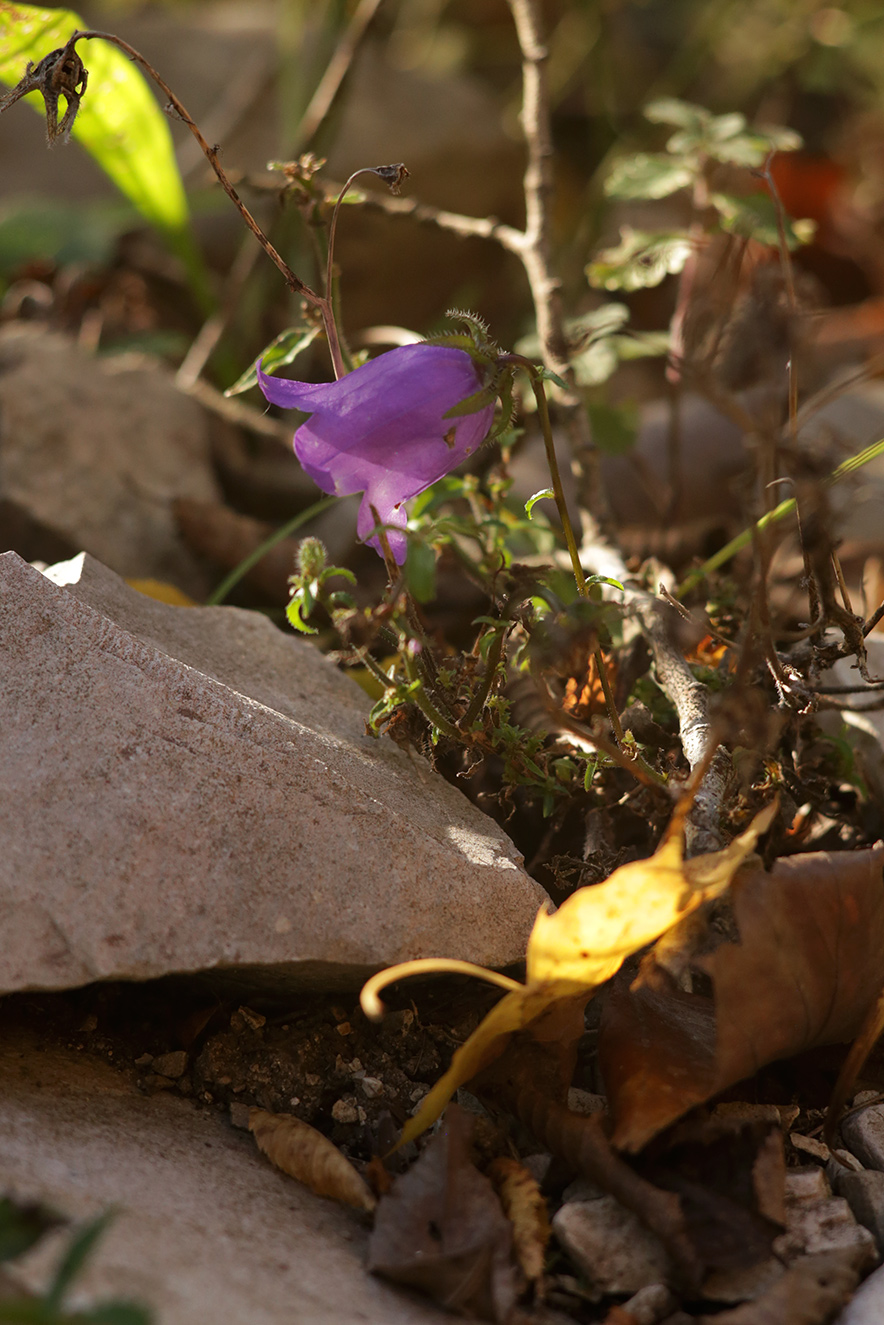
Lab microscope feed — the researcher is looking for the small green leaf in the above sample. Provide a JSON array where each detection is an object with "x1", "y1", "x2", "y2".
[
  {"x1": 605, "y1": 152, "x2": 694, "y2": 200},
  {"x1": 644, "y1": 97, "x2": 706, "y2": 130},
  {"x1": 226, "y1": 324, "x2": 320, "y2": 397},
  {"x1": 710, "y1": 191, "x2": 814, "y2": 248},
  {"x1": 286, "y1": 594, "x2": 318, "y2": 635},
  {"x1": 586, "y1": 573, "x2": 625, "y2": 592},
  {"x1": 587, "y1": 228, "x2": 693, "y2": 291},
  {"x1": 46, "y1": 1212, "x2": 115, "y2": 1312},
  {"x1": 525, "y1": 488, "x2": 554, "y2": 519},
  {"x1": 0, "y1": 7, "x2": 189, "y2": 238},
  {"x1": 534, "y1": 366, "x2": 569, "y2": 390},
  {"x1": 442, "y1": 386, "x2": 496, "y2": 419},
  {"x1": 587, "y1": 401, "x2": 639, "y2": 455},
  {"x1": 74, "y1": 1304, "x2": 153, "y2": 1325},
  {"x1": 404, "y1": 538, "x2": 437, "y2": 603}
]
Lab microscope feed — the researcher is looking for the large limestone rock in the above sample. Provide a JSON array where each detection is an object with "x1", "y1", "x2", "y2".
[
  {"x1": 0, "y1": 551, "x2": 546, "y2": 994},
  {"x1": 0, "y1": 1023, "x2": 451, "y2": 1325},
  {"x1": 0, "y1": 324, "x2": 222, "y2": 597}
]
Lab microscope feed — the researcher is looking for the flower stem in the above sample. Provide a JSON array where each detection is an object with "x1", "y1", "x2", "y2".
[{"x1": 527, "y1": 373, "x2": 587, "y2": 598}]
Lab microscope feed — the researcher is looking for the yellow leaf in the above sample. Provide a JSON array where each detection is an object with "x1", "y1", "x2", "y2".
[
  {"x1": 126, "y1": 578, "x2": 197, "y2": 606},
  {"x1": 249, "y1": 1108, "x2": 376, "y2": 1212},
  {"x1": 362, "y1": 801, "x2": 777, "y2": 1147}
]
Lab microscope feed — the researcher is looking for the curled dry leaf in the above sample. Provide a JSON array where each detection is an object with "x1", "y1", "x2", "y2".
[
  {"x1": 599, "y1": 845, "x2": 884, "y2": 1153},
  {"x1": 487, "y1": 1157, "x2": 550, "y2": 1286},
  {"x1": 361, "y1": 801, "x2": 777, "y2": 1148},
  {"x1": 249, "y1": 1107, "x2": 376, "y2": 1212}
]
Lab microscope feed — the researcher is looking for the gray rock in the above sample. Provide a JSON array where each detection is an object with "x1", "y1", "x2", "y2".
[
  {"x1": 829, "y1": 1169, "x2": 884, "y2": 1252},
  {"x1": 842, "y1": 1105, "x2": 884, "y2": 1173},
  {"x1": 775, "y1": 1168, "x2": 877, "y2": 1265},
  {"x1": 0, "y1": 551, "x2": 547, "y2": 994},
  {"x1": 0, "y1": 324, "x2": 222, "y2": 597},
  {"x1": 552, "y1": 1197, "x2": 672, "y2": 1295},
  {"x1": 0, "y1": 1022, "x2": 450, "y2": 1325}
]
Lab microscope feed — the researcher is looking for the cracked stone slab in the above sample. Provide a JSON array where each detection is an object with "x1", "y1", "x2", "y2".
[
  {"x1": 0, "y1": 1022, "x2": 451, "y2": 1325},
  {"x1": 0, "y1": 551, "x2": 548, "y2": 994}
]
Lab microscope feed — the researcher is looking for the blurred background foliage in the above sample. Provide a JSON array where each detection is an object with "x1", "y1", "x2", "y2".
[{"x1": 2, "y1": 0, "x2": 884, "y2": 383}]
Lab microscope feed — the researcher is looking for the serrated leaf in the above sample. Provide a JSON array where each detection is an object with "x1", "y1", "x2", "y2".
[
  {"x1": 250, "y1": 1108, "x2": 376, "y2": 1211},
  {"x1": 226, "y1": 324, "x2": 320, "y2": 397},
  {"x1": 525, "y1": 488, "x2": 554, "y2": 519},
  {"x1": 0, "y1": 6, "x2": 189, "y2": 237},
  {"x1": 587, "y1": 228, "x2": 693, "y2": 291},
  {"x1": 286, "y1": 594, "x2": 318, "y2": 635},
  {"x1": 604, "y1": 152, "x2": 695, "y2": 200}
]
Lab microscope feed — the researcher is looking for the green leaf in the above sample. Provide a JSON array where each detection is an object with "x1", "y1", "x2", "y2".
[
  {"x1": 571, "y1": 338, "x2": 619, "y2": 386},
  {"x1": 45, "y1": 1212, "x2": 115, "y2": 1312},
  {"x1": 71, "y1": 1303, "x2": 152, "y2": 1324},
  {"x1": 286, "y1": 594, "x2": 318, "y2": 635},
  {"x1": 0, "y1": 1196, "x2": 62, "y2": 1263},
  {"x1": 609, "y1": 330, "x2": 670, "y2": 360},
  {"x1": 534, "y1": 366, "x2": 568, "y2": 390},
  {"x1": 404, "y1": 538, "x2": 437, "y2": 604},
  {"x1": 442, "y1": 386, "x2": 497, "y2": 419},
  {"x1": 587, "y1": 401, "x2": 639, "y2": 455},
  {"x1": 644, "y1": 97, "x2": 707, "y2": 130},
  {"x1": 604, "y1": 152, "x2": 695, "y2": 200},
  {"x1": 525, "y1": 488, "x2": 554, "y2": 519},
  {"x1": 587, "y1": 228, "x2": 693, "y2": 291},
  {"x1": 225, "y1": 324, "x2": 320, "y2": 397},
  {"x1": 710, "y1": 191, "x2": 814, "y2": 248},
  {"x1": 586, "y1": 574, "x2": 625, "y2": 592},
  {"x1": 0, "y1": 7, "x2": 189, "y2": 239}
]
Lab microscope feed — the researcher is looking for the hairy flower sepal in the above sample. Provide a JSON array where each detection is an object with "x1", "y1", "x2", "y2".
[
  {"x1": 360, "y1": 800, "x2": 777, "y2": 1149},
  {"x1": 258, "y1": 344, "x2": 495, "y2": 564}
]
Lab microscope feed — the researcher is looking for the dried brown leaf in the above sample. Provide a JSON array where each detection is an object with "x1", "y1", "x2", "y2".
[
  {"x1": 487, "y1": 1157, "x2": 550, "y2": 1285},
  {"x1": 249, "y1": 1107, "x2": 376, "y2": 1212},
  {"x1": 368, "y1": 1105, "x2": 521, "y2": 1323},
  {"x1": 695, "y1": 1247, "x2": 866, "y2": 1325},
  {"x1": 600, "y1": 847, "x2": 884, "y2": 1153}
]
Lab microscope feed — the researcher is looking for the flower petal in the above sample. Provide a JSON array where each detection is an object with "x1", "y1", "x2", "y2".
[{"x1": 258, "y1": 344, "x2": 495, "y2": 563}]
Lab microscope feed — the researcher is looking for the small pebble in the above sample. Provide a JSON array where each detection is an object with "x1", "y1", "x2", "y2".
[
  {"x1": 152, "y1": 1051, "x2": 187, "y2": 1080},
  {"x1": 331, "y1": 1097, "x2": 360, "y2": 1125}
]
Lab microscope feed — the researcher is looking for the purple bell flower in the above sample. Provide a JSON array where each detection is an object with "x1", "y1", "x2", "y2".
[{"x1": 258, "y1": 343, "x2": 495, "y2": 563}]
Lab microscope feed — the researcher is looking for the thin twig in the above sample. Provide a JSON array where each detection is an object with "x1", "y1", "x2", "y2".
[
  {"x1": 57, "y1": 30, "x2": 351, "y2": 376},
  {"x1": 505, "y1": 0, "x2": 610, "y2": 537}
]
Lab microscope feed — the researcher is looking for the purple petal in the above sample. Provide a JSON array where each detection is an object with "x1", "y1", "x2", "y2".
[{"x1": 258, "y1": 344, "x2": 495, "y2": 563}]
